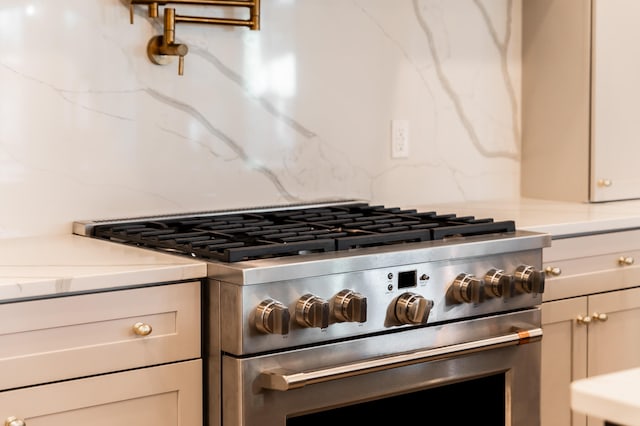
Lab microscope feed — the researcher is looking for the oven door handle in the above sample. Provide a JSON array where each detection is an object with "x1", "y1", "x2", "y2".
[{"x1": 258, "y1": 327, "x2": 542, "y2": 391}]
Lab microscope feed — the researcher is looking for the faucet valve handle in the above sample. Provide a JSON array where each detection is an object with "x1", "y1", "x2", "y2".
[
  {"x1": 178, "y1": 54, "x2": 185, "y2": 76},
  {"x1": 147, "y1": 36, "x2": 189, "y2": 75},
  {"x1": 174, "y1": 43, "x2": 188, "y2": 75}
]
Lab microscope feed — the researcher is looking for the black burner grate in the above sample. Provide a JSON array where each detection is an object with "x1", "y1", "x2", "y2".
[{"x1": 93, "y1": 203, "x2": 515, "y2": 262}]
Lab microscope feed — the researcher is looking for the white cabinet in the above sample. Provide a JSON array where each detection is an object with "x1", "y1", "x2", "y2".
[
  {"x1": 0, "y1": 359, "x2": 202, "y2": 426},
  {"x1": 542, "y1": 288, "x2": 640, "y2": 426},
  {"x1": 522, "y1": 0, "x2": 640, "y2": 202},
  {"x1": 541, "y1": 297, "x2": 587, "y2": 426},
  {"x1": 541, "y1": 231, "x2": 640, "y2": 426},
  {"x1": 0, "y1": 281, "x2": 203, "y2": 425},
  {"x1": 542, "y1": 229, "x2": 640, "y2": 303}
]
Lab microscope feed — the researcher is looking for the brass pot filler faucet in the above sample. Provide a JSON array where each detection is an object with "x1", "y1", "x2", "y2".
[{"x1": 129, "y1": 0, "x2": 261, "y2": 75}]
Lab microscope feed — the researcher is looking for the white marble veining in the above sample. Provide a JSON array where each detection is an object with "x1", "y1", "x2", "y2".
[
  {"x1": 0, "y1": 235, "x2": 206, "y2": 302},
  {"x1": 0, "y1": 0, "x2": 522, "y2": 237}
]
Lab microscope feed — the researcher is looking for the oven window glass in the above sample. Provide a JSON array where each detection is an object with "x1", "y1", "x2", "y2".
[{"x1": 287, "y1": 373, "x2": 505, "y2": 425}]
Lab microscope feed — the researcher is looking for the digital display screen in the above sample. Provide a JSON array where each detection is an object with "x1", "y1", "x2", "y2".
[{"x1": 398, "y1": 270, "x2": 417, "y2": 288}]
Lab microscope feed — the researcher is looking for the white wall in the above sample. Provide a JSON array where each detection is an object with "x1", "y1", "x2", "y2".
[{"x1": 0, "y1": 0, "x2": 522, "y2": 237}]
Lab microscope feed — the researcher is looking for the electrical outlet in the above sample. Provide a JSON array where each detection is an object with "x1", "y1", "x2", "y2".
[{"x1": 391, "y1": 119, "x2": 409, "y2": 158}]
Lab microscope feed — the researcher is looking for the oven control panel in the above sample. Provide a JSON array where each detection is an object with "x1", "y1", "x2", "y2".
[{"x1": 219, "y1": 249, "x2": 545, "y2": 355}]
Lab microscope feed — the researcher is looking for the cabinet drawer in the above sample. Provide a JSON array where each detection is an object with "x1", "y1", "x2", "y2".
[
  {"x1": 0, "y1": 359, "x2": 202, "y2": 426},
  {"x1": 0, "y1": 281, "x2": 201, "y2": 390},
  {"x1": 543, "y1": 231, "x2": 640, "y2": 301}
]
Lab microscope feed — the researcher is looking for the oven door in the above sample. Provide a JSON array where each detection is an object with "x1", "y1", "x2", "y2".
[{"x1": 221, "y1": 309, "x2": 541, "y2": 426}]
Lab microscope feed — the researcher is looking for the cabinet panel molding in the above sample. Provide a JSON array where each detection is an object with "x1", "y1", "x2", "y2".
[
  {"x1": 0, "y1": 359, "x2": 202, "y2": 426},
  {"x1": 543, "y1": 231, "x2": 640, "y2": 301},
  {"x1": 542, "y1": 298, "x2": 588, "y2": 426},
  {"x1": 522, "y1": 0, "x2": 591, "y2": 202},
  {"x1": 0, "y1": 281, "x2": 201, "y2": 390}
]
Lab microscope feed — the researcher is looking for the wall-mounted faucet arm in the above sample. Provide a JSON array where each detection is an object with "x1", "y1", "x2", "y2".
[
  {"x1": 129, "y1": 0, "x2": 260, "y2": 75},
  {"x1": 174, "y1": 11, "x2": 259, "y2": 30},
  {"x1": 130, "y1": 0, "x2": 260, "y2": 29},
  {"x1": 132, "y1": 0, "x2": 257, "y2": 7}
]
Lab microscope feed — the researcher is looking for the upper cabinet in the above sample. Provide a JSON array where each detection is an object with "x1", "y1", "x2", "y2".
[{"x1": 522, "y1": 0, "x2": 640, "y2": 203}]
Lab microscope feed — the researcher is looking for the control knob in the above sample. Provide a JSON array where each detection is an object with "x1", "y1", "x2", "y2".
[
  {"x1": 514, "y1": 265, "x2": 545, "y2": 294},
  {"x1": 450, "y1": 273, "x2": 485, "y2": 304},
  {"x1": 394, "y1": 292, "x2": 434, "y2": 325},
  {"x1": 295, "y1": 294, "x2": 330, "y2": 328},
  {"x1": 333, "y1": 289, "x2": 367, "y2": 323},
  {"x1": 255, "y1": 299, "x2": 290, "y2": 335},
  {"x1": 484, "y1": 268, "x2": 514, "y2": 298}
]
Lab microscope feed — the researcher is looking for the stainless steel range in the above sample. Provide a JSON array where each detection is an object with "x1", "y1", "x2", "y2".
[{"x1": 74, "y1": 201, "x2": 550, "y2": 426}]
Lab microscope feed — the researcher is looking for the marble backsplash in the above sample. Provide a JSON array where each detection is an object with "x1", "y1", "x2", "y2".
[{"x1": 0, "y1": 0, "x2": 521, "y2": 237}]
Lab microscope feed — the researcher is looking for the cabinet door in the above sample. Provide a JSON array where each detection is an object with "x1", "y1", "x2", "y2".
[
  {"x1": 591, "y1": 0, "x2": 640, "y2": 201},
  {"x1": 0, "y1": 281, "x2": 201, "y2": 390},
  {"x1": 543, "y1": 230, "x2": 640, "y2": 302},
  {"x1": 585, "y1": 287, "x2": 640, "y2": 426},
  {"x1": 0, "y1": 359, "x2": 202, "y2": 426},
  {"x1": 542, "y1": 297, "x2": 588, "y2": 426},
  {"x1": 587, "y1": 285, "x2": 640, "y2": 371}
]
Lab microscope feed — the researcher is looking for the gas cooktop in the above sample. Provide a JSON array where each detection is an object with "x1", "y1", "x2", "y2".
[{"x1": 77, "y1": 201, "x2": 516, "y2": 263}]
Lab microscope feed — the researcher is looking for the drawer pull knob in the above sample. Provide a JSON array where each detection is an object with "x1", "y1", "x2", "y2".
[
  {"x1": 597, "y1": 179, "x2": 613, "y2": 187},
  {"x1": 5, "y1": 417, "x2": 26, "y2": 426},
  {"x1": 592, "y1": 312, "x2": 609, "y2": 322},
  {"x1": 576, "y1": 315, "x2": 592, "y2": 325},
  {"x1": 545, "y1": 266, "x2": 562, "y2": 276},
  {"x1": 618, "y1": 256, "x2": 635, "y2": 266},
  {"x1": 132, "y1": 322, "x2": 153, "y2": 336}
]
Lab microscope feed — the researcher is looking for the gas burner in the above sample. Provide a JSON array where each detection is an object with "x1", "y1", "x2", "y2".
[{"x1": 91, "y1": 203, "x2": 515, "y2": 262}]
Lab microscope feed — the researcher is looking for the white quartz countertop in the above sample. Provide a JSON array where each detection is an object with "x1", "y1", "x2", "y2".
[
  {"x1": 0, "y1": 234, "x2": 207, "y2": 303},
  {"x1": 408, "y1": 197, "x2": 640, "y2": 237},
  {"x1": 572, "y1": 367, "x2": 640, "y2": 425}
]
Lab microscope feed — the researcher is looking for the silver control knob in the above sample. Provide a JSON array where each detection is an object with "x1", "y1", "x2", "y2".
[
  {"x1": 450, "y1": 273, "x2": 485, "y2": 304},
  {"x1": 394, "y1": 292, "x2": 434, "y2": 325},
  {"x1": 295, "y1": 294, "x2": 330, "y2": 328},
  {"x1": 255, "y1": 299, "x2": 290, "y2": 335},
  {"x1": 333, "y1": 289, "x2": 367, "y2": 323},
  {"x1": 484, "y1": 268, "x2": 514, "y2": 298},
  {"x1": 514, "y1": 265, "x2": 545, "y2": 294}
]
